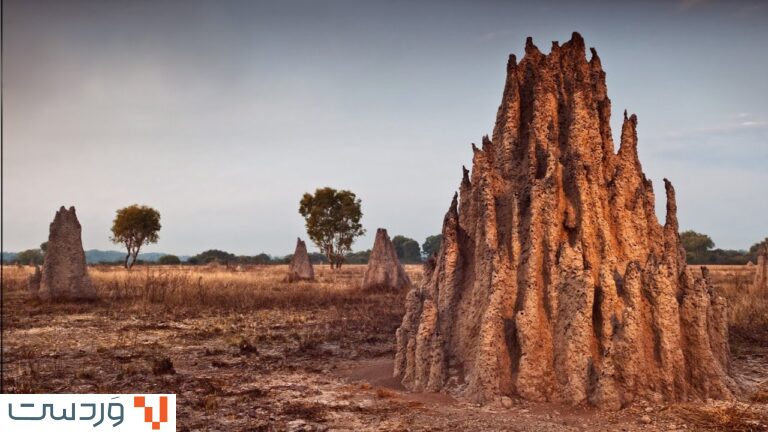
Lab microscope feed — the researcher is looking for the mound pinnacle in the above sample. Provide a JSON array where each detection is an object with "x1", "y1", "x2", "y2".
[
  {"x1": 361, "y1": 228, "x2": 411, "y2": 291},
  {"x1": 38, "y1": 206, "x2": 97, "y2": 300},
  {"x1": 394, "y1": 33, "x2": 732, "y2": 408},
  {"x1": 286, "y1": 238, "x2": 315, "y2": 282}
]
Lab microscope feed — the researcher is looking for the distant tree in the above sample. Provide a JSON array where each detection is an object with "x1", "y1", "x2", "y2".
[
  {"x1": 110, "y1": 205, "x2": 161, "y2": 269},
  {"x1": 15, "y1": 249, "x2": 44, "y2": 265},
  {"x1": 157, "y1": 254, "x2": 181, "y2": 265},
  {"x1": 680, "y1": 230, "x2": 715, "y2": 253},
  {"x1": 190, "y1": 249, "x2": 237, "y2": 265},
  {"x1": 392, "y1": 235, "x2": 422, "y2": 263},
  {"x1": 749, "y1": 238, "x2": 768, "y2": 255},
  {"x1": 252, "y1": 253, "x2": 273, "y2": 265},
  {"x1": 345, "y1": 250, "x2": 371, "y2": 264},
  {"x1": 40, "y1": 241, "x2": 48, "y2": 254},
  {"x1": 422, "y1": 234, "x2": 443, "y2": 259},
  {"x1": 308, "y1": 252, "x2": 330, "y2": 265},
  {"x1": 299, "y1": 187, "x2": 365, "y2": 269},
  {"x1": 680, "y1": 230, "x2": 714, "y2": 263}
]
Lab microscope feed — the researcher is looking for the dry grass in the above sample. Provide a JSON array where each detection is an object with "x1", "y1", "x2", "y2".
[
  {"x1": 674, "y1": 403, "x2": 768, "y2": 431},
  {"x1": 699, "y1": 265, "x2": 768, "y2": 345},
  {"x1": 1, "y1": 263, "x2": 422, "y2": 429}
]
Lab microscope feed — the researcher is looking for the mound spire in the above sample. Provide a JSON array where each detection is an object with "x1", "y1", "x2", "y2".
[{"x1": 394, "y1": 33, "x2": 732, "y2": 408}]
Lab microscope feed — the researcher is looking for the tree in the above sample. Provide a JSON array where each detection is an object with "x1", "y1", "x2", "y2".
[
  {"x1": 15, "y1": 249, "x2": 44, "y2": 265},
  {"x1": 422, "y1": 234, "x2": 443, "y2": 259},
  {"x1": 299, "y1": 187, "x2": 365, "y2": 269},
  {"x1": 345, "y1": 249, "x2": 371, "y2": 264},
  {"x1": 680, "y1": 230, "x2": 714, "y2": 263},
  {"x1": 680, "y1": 230, "x2": 715, "y2": 253},
  {"x1": 158, "y1": 254, "x2": 181, "y2": 265},
  {"x1": 190, "y1": 249, "x2": 236, "y2": 265},
  {"x1": 110, "y1": 205, "x2": 161, "y2": 269},
  {"x1": 749, "y1": 238, "x2": 768, "y2": 255},
  {"x1": 393, "y1": 235, "x2": 422, "y2": 263}
]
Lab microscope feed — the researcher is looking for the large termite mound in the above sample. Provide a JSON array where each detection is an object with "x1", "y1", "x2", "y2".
[
  {"x1": 395, "y1": 33, "x2": 732, "y2": 409},
  {"x1": 37, "y1": 206, "x2": 97, "y2": 301},
  {"x1": 286, "y1": 238, "x2": 315, "y2": 282},
  {"x1": 754, "y1": 244, "x2": 767, "y2": 293},
  {"x1": 362, "y1": 228, "x2": 411, "y2": 291}
]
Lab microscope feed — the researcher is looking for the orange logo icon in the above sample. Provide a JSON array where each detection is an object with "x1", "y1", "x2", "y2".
[{"x1": 133, "y1": 396, "x2": 169, "y2": 430}]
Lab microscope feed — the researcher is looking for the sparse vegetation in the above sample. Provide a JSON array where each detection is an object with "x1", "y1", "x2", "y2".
[
  {"x1": 392, "y1": 235, "x2": 422, "y2": 263},
  {"x1": 421, "y1": 234, "x2": 442, "y2": 259},
  {"x1": 299, "y1": 187, "x2": 365, "y2": 269},
  {"x1": 682, "y1": 230, "x2": 766, "y2": 265},
  {"x1": 110, "y1": 204, "x2": 162, "y2": 269}
]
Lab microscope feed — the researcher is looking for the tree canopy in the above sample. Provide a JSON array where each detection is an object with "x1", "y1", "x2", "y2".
[
  {"x1": 157, "y1": 254, "x2": 181, "y2": 265},
  {"x1": 15, "y1": 249, "x2": 44, "y2": 265},
  {"x1": 422, "y1": 234, "x2": 443, "y2": 259},
  {"x1": 680, "y1": 230, "x2": 765, "y2": 265},
  {"x1": 392, "y1": 235, "x2": 422, "y2": 263},
  {"x1": 110, "y1": 204, "x2": 161, "y2": 269},
  {"x1": 299, "y1": 187, "x2": 365, "y2": 268}
]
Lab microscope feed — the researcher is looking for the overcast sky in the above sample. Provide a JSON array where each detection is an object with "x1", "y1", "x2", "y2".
[{"x1": 3, "y1": 0, "x2": 767, "y2": 256}]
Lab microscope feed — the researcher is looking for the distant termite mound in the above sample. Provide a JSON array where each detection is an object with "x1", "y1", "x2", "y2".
[
  {"x1": 395, "y1": 33, "x2": 732, "y2": 409},
  {"x1": 286, "y1": 238, "x2": 315, "y2": 282},
  {"x1": 361, "y1": 228, "x2": 411, "y2": 291},
  {"x1": 755, "y1": 245, "x2": 767, "y2": 294},
  {"x1": 37, "y1": 206, "x2": 97, "y2": 301}
]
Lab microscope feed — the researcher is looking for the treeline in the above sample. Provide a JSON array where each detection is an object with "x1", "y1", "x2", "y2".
[
  {"x1": 5, "y1": 234, "x2": 445, "y2": 267},
  {"x1": 681, "y1": 231, "x2": 766, "y2": 265}
]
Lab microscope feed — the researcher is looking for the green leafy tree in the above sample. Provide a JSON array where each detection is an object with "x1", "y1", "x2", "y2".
[
  {"x1": 190, "y1": 249, "x2": 237, "y2": 265},
  {"x1": 680, "y1": 230, "x2": 714, "y2": 263},
  {"x1": 299, "y1": 187, "x2": 365, "y2": 269},
  {"x1": 110, "y1": 205, "x2": 161, "y2": 269},
  {"x1": 392, "y1": 235, "x2": 422, "y2": 263},
  {"x1": 422, "y1": 234, "x2": 443, "y2": 259},
  {"x1": 749, "y1": 237, "x2": 768, "y2": 255},
  {"x1": 157, "y1": 254, "x2": 181, "y2": 265},
  {"x1": 15, "y1": 249, "x2": 44, "y2": 265},
  {"x1": 345, "y1": 249, "x2": 371, "y2": 264}
]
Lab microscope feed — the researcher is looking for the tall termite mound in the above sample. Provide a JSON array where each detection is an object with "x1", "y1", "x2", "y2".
[
  {"x1": 754, "y1": 245, "x2": 767, "y2": 293},
  {"x1": 35, "y1": 206, "x2": 97, "y2": 300},
  {"x1": 362, "y1": 228, "x2": 411, "y2": 291},
  {"x1": 395, "y1": 33, "x2": 732, "y2": 408},
  {"x1": 286, "y1": 238, "x2": 315, "y2": 282}
]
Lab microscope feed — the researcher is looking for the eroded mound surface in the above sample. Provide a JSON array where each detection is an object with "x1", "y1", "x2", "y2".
[{"x1": 395, "y1": 33, "x2": 732, "y2": 408}]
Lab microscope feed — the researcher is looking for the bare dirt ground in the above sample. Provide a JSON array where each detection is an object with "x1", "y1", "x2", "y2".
[{"x1": 2, "y1": 264, "x2": 767, "y2": 431}]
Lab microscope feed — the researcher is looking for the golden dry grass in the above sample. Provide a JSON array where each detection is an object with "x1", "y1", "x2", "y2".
[
  {"x1": 2, "y1": 263, "x2": 767, "y2": 430},
  {"x1": 699, "y1": 265, "x2": 768, "y2": 345}
]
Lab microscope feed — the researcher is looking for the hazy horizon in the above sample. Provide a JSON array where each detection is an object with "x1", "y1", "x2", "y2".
[{"x1": 3, "y1": 0, "x2": 767, "y2": 256}]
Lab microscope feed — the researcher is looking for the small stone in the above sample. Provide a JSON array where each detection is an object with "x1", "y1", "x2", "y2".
[
  {"x1": 501, "y1": 396, "x2": 512, "y2": 408},
  {"x1": 645, "y1": 407, "x2": 654, "y2": 413},
  {"x1": 640, "y1": 415, "x2": 652, "y2": 425}
]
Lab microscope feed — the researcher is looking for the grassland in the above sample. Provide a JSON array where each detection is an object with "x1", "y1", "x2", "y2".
[{"x1": 2, "y1": 264, "x2": 766, "y2": 431}]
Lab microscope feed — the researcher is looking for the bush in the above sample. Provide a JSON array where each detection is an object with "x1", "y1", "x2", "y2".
[{"x1": 158, "y1": 254, "x2": 182, "y2": 265}]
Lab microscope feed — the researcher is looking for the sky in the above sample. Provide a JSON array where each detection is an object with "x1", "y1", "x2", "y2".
[{"x1": 2, "y1": 0, "x2": 767, "y2": 256}]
